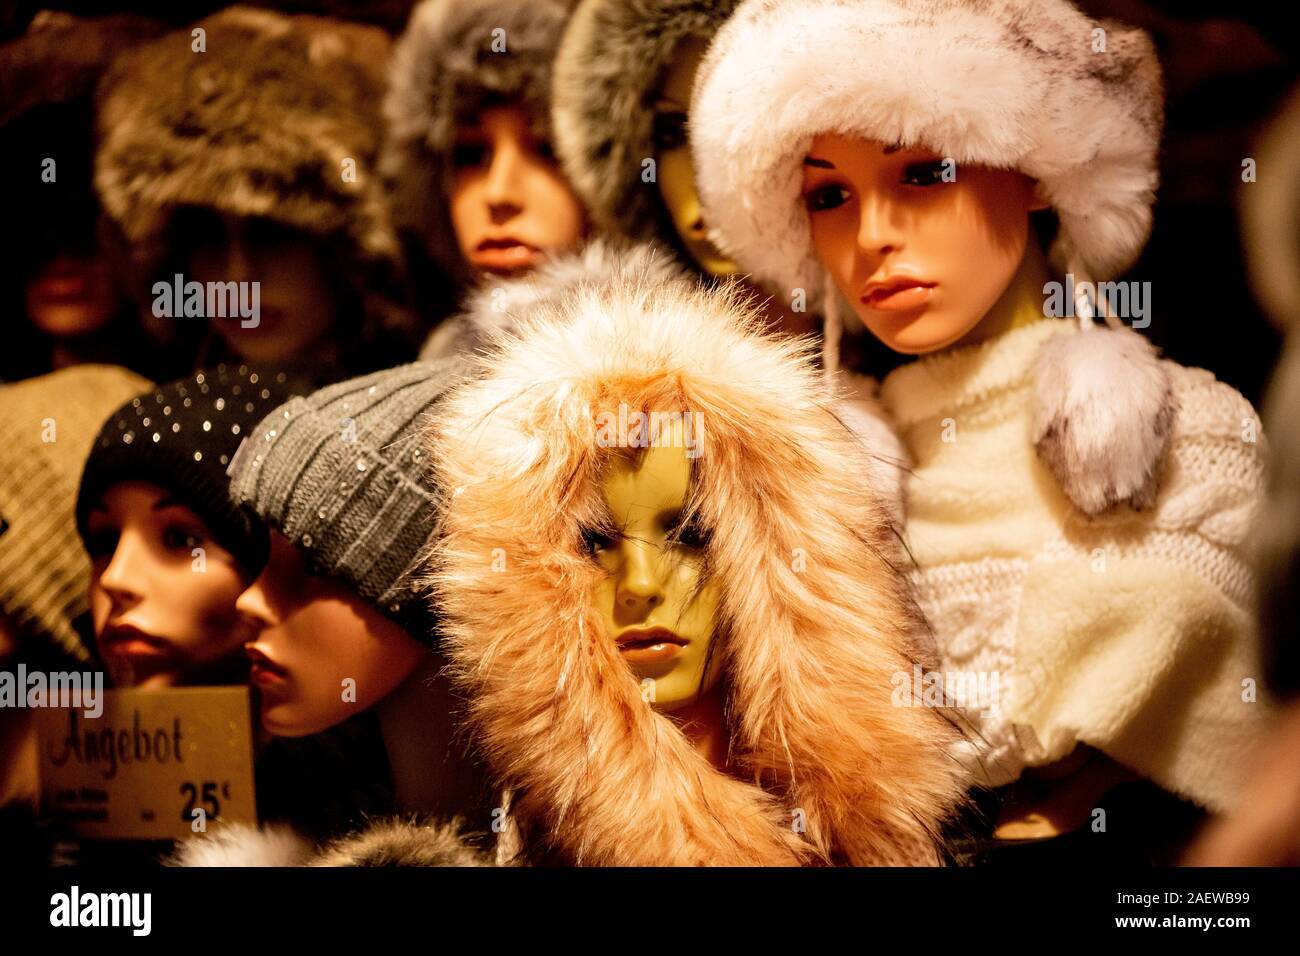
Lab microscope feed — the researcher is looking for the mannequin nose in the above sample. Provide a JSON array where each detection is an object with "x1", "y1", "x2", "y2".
[
  {"x1": 234, "y1": 573, "x2": 278, "y2": 630},
  {"x1": 856, "y1": 193, "x2": 901, "y2": 258},
  {"x1": 483, "y1": 145, "x2": 524, "y2": 223},
  {"x1": 615, "y1": 541, "x2": 666, "y2": 617},
  {"x1": 97, "y1": 533, "x2": 148, "y2": 609},
  {"x1": 224, "y1": 236, "x2": 256, "y2": 285}
]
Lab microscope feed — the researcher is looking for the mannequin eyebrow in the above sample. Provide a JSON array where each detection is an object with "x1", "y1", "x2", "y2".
[{"x1": 803, "y1": 157, "x2": 834, "y2": 168}]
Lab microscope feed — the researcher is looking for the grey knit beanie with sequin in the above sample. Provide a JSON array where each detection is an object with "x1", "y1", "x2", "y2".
[{"x1": 227, "y1": 361, "x2": 461, "y2": 638}]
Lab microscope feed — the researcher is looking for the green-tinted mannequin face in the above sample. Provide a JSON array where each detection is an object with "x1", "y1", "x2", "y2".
[
  {"x1": 652, "y1": 36, "x2": 739, "y2": 278},
  {"x1": 590, "y1": 420, "x2": 721, "y2": 711}
]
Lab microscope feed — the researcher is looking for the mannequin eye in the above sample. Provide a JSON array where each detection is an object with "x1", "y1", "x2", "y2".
[
  {"x1": 580, "y1": 526, "x2": 616, "y2": 556},
  {"x1": 804, "y1": 183, "x2": 851, "y2": 212},
  {"x1": 84, "y1": 528, "x2": 120, "y2": 560},
  {"x1": 651, "y1": 111, "x2": 688, "y2": 152},
  {"x1": 532, "y1": 139, "x2": 557, "y2": 163},
  {"x1": 162, "y1": 525, "x2": 206, "y2": 553},
  {"x1": 451, "y1": 142, "x2": 489, "y2": 168},
  {"x1": 901, "y1": 160, "x2": 949, "y2": 187},
  {"x1": 668, "y1": 516, "x2": 711, "y2": 550}
]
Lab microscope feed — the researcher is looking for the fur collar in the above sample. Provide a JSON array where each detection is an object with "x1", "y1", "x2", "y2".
[{"x1": 425, "y1": 245, "x2": 967, "y2": 865}]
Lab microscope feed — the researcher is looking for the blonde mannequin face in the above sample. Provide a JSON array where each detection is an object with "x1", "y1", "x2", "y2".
[
  {"x1": 801, "y1": 135, "x2": 1045, "y2": 354},
  {"x1": 235, "y1": 532, "x2": 427, "y2": 738},
  {"x1": 449, "y1": 105, "x2": 585, "y2": 277},
  {"x1": 652, "y1": 36, "x2": 739, "y2": 277},
  {"x1": 588, "y1": 420, "x2": 721, "y2": 711}
]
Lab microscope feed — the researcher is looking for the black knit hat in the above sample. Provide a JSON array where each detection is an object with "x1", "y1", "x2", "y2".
[{"x1": 75, "y1": 364, "x2": 301, "y2": 574}]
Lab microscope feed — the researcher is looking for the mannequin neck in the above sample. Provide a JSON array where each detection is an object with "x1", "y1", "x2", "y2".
[
  {"x1": 665, "y1": 685, "x2": 729, "y2": 772},
  {"x1": 951, "y1": 240, "x2": 1052, "y2": 351},
  {"x1": 376, "y1": 653, "x2": 452, "y2": 814}
]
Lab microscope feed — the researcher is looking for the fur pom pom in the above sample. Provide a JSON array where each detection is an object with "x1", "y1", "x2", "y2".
[
  {"x1": 169, "y1": 823, "x2": 316, "y2": 867},
  {"x1": 1032, "y1": 326, "x2": 1175, "y2": 515},
  {"x1": 312, "y1": 818, "x2": 492, "y2": 867}
]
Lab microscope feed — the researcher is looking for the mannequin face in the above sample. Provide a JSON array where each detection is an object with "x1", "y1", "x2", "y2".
[
  {"x1": 652, "y1": 36, "x2": 739, "y2": 277},
  {"x1": 236, "y1": 531, "x2": 428, "y2": 738},
  {"x1": 25, "y1": 252, "x2": 119, "y2": 339},
  {"x1": 588, "y1": 420, "x2": 721, "y2": 711},
  {"x1": 449, "y1": 105, "x2": 585, "y2": 277},
  {"x1": 801, "y1": 135, "x2": 1044, "y2": 354},
  {"x1": 85, "y1": 481, "x2": 254, "y2": 688},
  {"x1": 184, "y1": 211, "x2": 338, "y2": 363}
]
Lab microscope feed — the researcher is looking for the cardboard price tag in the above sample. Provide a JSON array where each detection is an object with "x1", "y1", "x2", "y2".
[{"x1": 36, "y1": 686, "x2": 257, "y2": 840}]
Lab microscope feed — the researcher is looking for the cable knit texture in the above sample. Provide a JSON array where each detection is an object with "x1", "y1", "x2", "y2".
[{"x1": 881, "y1": 319, "x2": 1269, "y2": 812}]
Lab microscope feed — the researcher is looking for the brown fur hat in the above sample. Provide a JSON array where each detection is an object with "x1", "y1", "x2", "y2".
[
  {"x1": 382, "y1": 0, "x2": 574, "y2": 279},
  {"x1": 551, "y1": 0, "x2": 740, "y2": 244},
  {"x1": 94, "y1": 6, "x2": 399, "y2": 278},
  {"x1": 424, "y1": 244, "x2": 967, "y2": 865}
]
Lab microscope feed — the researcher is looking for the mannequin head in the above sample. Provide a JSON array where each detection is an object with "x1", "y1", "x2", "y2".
[
  {"x1": 801, "y1": 135, "x2": 1047, "y2": 355},
  {"x1": 179, "y1": 209, "x2": 339, "y2": 364},
  {"x1": 25, "y1": 252, "x2": 119, "y2": 340},
  {"x1": 85, "y1": 481, "x2": 254, "y2": 688},
  {"x1": 449, "y1": 105, "x2": 585, "y2": 277},
  {"x1": 236, "y1": 531, "x2": 428, "y2": 738},
  {"x1": 652, "y1": 36, "x2": 738, "y2": 278},
  {"x1": 588, "y1": 419, "x2": 722, "y2": 711}
]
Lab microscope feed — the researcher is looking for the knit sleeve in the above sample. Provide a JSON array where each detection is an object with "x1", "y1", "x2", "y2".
[{"x1": 1004, "y1": 365, "x2": 1272, "y2": 813}]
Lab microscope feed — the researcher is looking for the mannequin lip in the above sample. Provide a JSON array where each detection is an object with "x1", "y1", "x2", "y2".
[
  {"x1": 471, "y1": 236, "x2": 542, "y2": 273},
  {"x1": 860, "y1": 275, "x2": 936, "y2": 311},
  {"x1": 99, "y1": 623, "x2": 171, "y2": 659},
  {"x1": 616, "y1": 627, "x2": 688, "y2": 664},
  {"x1": 245, "y1": 643, "x2": 289, "y2": 686}
]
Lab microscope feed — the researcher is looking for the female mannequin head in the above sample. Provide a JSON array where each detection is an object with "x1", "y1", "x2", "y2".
[
  {"x1": 448, "y1": 104, "x2": 585, "y2": 277},
  {"x1": 589, "y1": 420, "x2": 722, "y2": 711},
  {"x1": 236, "y1": 531, "x2": 427, "y2": 737},
  {"x1": 76, "y1": 366, "x2": 294, "y2": 687},
  {"x1": 801, "y1": 135, "x2": 1047, "y2": 354},
  {"x1": 85, "y1": 481, "x2": 253, "y2": 688},
  {"x1": 650, "y1": 35, "x2": 738, "y2": 277}
]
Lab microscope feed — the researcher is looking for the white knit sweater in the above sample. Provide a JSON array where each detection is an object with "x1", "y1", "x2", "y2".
[{"x1": 881, "y1": 319, "x2": 1269, "y2": 812}]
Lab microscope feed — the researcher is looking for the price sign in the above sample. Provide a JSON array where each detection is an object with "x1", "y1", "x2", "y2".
[{"x1": 35, "y1": 686, "x2": 257, "y2": 840}]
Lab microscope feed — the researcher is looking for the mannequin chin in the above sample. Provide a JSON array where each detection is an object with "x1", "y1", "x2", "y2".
[
  {"x1": 86, "y1": 481, "x2": 254, "y2": 689},
  {"x1": 653, "y1": 36, "x2": 739, "y2": 278},
  {"x1": 449, "y1": 105, "x2": 585, "y2": 278},
  {"x1": 801, "y1": 135, "x2": 1049, "y2": 355},
  {"x1": 235, "y1": 531, "x2": 428, "y2": 738},
  {"x1": 589, "y1": 418, "x2": 721, "y2": 712}
]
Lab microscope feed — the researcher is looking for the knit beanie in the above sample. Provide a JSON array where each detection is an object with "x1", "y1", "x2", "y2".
[
  {"x1": 691, "y1": 0, "x2": 1164, "y2": 315},
  {"x1": 0, "y1": 365, "x2": 151, "y2": 662},
  {"x1": 76, "y1": 365, "x2": 300, "y2": 575},
  {"x1": 551, "y1": 0, "x2": 741, "y2": 244},
  {"x1": 382, "y1": 0, "x2": 574, "y2": 279},
  {"x1": 227, "y1": 361, "x2": 461, "y2": 639}
]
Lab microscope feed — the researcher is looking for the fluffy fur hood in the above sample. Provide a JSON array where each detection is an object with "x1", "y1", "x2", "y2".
[
  {"x1": 382, "y1": 0, "x2": 574, "y2": 278},
  {"x1": 96, "y1": 7, "x2": 399, "y2": 272},
  {"x1": 552, "y1": 0, "x2": 740, "y2": 242},
  {"x1": 691, "y1": 0, "x2": 1164, "y2": 310},
  {"x1": 424, "y1": 244, "x2": 967, "y2": 865}
]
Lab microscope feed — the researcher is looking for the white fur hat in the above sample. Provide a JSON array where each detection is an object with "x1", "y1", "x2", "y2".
[{"x1": 691, "y1": 0, "x2": 1164, "y2": 310}]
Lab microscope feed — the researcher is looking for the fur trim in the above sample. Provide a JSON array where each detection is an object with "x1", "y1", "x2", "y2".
[
  {"x1": 1032, "y1": 325, "x2": 1175, "y2": 515},
  {"x1": 95, "y1": 7, "x2": 399, "y2": 271},
  {"x1": 426, "y1": 244, "x2": 967, "y2": 865},
  {"x1": 169, "y1": 823, "x2": 315, "y2": 867},
  {"x1": 312, "y1": 818, "x2": 493, "y2": 866},
  {"x1": 552, "y1": 0, "x2": 741, "y2": 240},
  {"x1": 691, "y1": 0, "x2": 1163, "y2": 311},
  {"x1": 421, "y1": 239, "x2": 683, "y2": 360},
  {"x1": 382, "y1": 0, "x2": 573, "y2": 277}
]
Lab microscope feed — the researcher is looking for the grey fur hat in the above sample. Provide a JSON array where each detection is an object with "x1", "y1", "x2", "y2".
[
  {"x1": 382, "y1": 0, "x2": 574, "y2": 279},
  {"x1": 95, "y1": 6, "x2": 400, "y2": 276},
  {"x1": 551, "y1": 0, "x2": 740, "y2": 243},
  {"x1": 227, "y1": 361, "x2": 462, "y2": 637}
]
